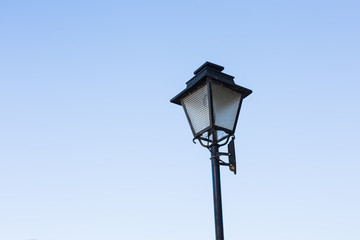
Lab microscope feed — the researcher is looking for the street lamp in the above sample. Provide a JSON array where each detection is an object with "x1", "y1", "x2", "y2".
[{"x1": 170, "y1": 62, "x2": 252, "y2": 240}]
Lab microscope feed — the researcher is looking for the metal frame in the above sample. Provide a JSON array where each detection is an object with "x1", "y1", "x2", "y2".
[{"x1": 181, "y1": 77, "x2": 244, "y2": 149}]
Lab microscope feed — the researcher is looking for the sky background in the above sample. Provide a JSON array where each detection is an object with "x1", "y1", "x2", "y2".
[{"x1": 0, "y1": 0, "x2": 359, "y2": 239}]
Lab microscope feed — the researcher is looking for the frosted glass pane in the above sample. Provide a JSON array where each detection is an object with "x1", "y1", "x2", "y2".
[
  {"x1": 212, "y1": 82, "x2": 242, "y2": 131},
  {"x1": 182, "y1": 84, "x2": 211, "y2": 135}
]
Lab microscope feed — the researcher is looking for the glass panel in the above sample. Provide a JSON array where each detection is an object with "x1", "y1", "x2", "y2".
[
  {"x1": 182, "y1": 84, "x2": 211, "y2": 135},
  {"x1": 211, "y1": 82, "x2": 242, "y2": 132}
]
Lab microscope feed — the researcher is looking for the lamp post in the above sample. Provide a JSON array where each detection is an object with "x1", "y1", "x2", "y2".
[{"x1": 170, "y1": 62, "x2": 252, "y2": 240}]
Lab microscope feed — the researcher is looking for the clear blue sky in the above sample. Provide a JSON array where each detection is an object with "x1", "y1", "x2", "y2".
[{"x1": 1, "y1": 1, "x2": 359, "y2": 239}]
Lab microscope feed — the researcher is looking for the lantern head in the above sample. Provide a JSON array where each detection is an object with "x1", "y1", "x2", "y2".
[{"x1": 171, "y1": 62, "x2": 252, "y2": 144}]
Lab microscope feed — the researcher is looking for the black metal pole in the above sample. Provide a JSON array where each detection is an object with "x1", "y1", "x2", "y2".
[{"x1": 211, "y1": 135, "x2": 224, "y2": 240}]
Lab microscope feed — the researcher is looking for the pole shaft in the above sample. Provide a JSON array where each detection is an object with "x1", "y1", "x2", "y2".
[{"x1": 211, "y1": 144, "x2": 224, "y2": 240}]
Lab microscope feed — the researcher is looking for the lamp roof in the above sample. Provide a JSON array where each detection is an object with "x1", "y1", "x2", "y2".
[{"x1": 170, "y1": 61, "x2": 252, "y2": 105}]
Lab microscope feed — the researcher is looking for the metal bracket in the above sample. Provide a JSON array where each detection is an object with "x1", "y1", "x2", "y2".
[{"x1": 208, "y1": 136, "x2": 237, "y2": 174}]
